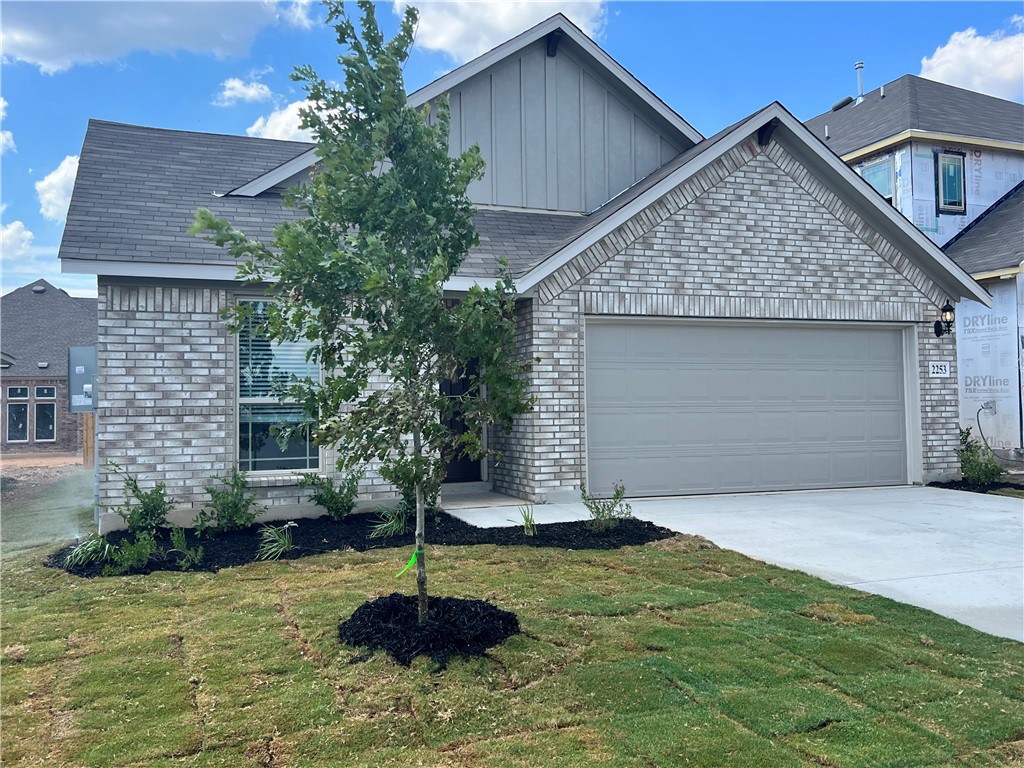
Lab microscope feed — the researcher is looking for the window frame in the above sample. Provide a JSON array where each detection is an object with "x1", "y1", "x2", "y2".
[
  {"x1": 7, "y1": 386, "x2": 29, "y2": 400},
  {"x1": 858, "y1": 155, "x2": 895, "y2": 206},
  {"x1": 236, "y1": 299, "x2": 321, "y2": 474},
  {"x1": 35, "y1": 386, "x2": 56, "y2": 399},
  {"x1": 7, "y1": 402, "x2": 29, "y2": 443},
  {"x1": 935, "y1": 150, "x2": 966, "y2": 215},
  {"x1": 34, "y1": 402, "x2": 56, "y2": 442}
]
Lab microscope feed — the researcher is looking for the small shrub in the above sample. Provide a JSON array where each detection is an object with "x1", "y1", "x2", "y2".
[
  {"x1": 369, "y1": 504, "x2": 410, "y2": 539},
  {"x1": 257, "y1": 522, "x2": 298, "y2": 561},
  {"x1": 168, "y1": 527, "x2": 204, "y2": 570},
  {"x1": 299, "y1": 471, "x2": 362, "y2": 520},
  {"x1": 195, "y1": 468, "x2": 265, "y2": 536},
  {"x1": 63, "y1": 533, "x2": 117, "y2": 568},
  {"x1": 508, "y1": 504, "x2": 537, "y2": 536},
  {"x1": 103, "y1": 532, "x2": 158, "y2": 576},
  {"x1": 108, "y1": 461, "x2": 174, "y2": 536},
  {"x1": 580, "y1": 481, "x2": 633, "y2": 532},
  {"x1": 956, "y1": 427, "x2": 1005, "y2": 486}
]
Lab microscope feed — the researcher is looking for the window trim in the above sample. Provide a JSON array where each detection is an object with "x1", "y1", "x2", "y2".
[
  {"x1": 7, "y1": 402, "x2": 29, "y2": 443},
  {"x1": 858, "y1": 155, "x2": 895, "y2": 206},
  {"x1": 236, "y1": 298, "x2": 322, "y2": 475},
  {"x1": 7, "y1": 386, "x2": 29, "y2": 400},
  {"x1": 35, "y1": 386, "x2": 56, "y2": 399},
  {"x1": 935, "y1": 150, "x2": 966, "y2": 215},
  {"x1": 33, "y1": 402, "x2": 56, "y2": 442}
]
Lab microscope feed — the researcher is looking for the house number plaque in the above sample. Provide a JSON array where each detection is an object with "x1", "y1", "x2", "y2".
[{"x1": 928, "y1": 361, "x2": 951, "y2": 377}]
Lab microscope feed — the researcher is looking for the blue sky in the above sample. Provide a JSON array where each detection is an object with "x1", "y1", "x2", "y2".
[{"x1": 2, "y1": 1, "x2": 1021, "y2": 298}]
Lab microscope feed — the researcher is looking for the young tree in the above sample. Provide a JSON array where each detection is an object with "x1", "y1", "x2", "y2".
[{"x1": 193, "y1": 0, "x2": 532, "y2": 623}]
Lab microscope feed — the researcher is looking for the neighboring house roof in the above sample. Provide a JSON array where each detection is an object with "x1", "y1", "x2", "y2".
[
  {"x1": 0, "y1": 279, "x2": 97, "y2": 377},
  {"x1": 805, "y1": 75, "x2": 1024, "y2": 159},
  {"x1": 943, "y1": 180, "x2": 1024, "y2": 276}
]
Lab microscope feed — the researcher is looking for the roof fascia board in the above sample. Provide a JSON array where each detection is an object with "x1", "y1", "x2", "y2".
[
  {"x1": 61, "y1": 259, "x2": 510, "y2": 295},
  {"x1": 516, "y1": 103, "x2": 992, "y2": 307},
  {"x1": 407, "y1": 16, "x2": 703, "y2": 146},
  {"x1": 971, "y1": 266, "x2": 1023, "y2": 281},
  {"x1": 842, "y1": 130, "x2": 1024, "y2": 162},
  {"x1": 225, "y1": 148, "x2": 317, "y2": 197}
]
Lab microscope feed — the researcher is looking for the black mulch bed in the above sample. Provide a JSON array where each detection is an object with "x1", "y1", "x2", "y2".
[
  {"x1": 928, "y1": 478, "x2": 1024, "y2": 495},
  {"x1": 339, "y1": 593, "x2": 520, "y2": 668},
  {"x1": 48, "y1": 510, "x2": 676, "y2": 578}
]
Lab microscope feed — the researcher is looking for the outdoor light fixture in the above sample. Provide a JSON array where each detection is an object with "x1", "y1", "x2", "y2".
[{"x1": 933, "y1": 301, "x2": 955, "y2": 337}]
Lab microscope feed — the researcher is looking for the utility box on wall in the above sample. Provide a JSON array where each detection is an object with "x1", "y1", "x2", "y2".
[{"x1": 68, "y1": 346, "x2": 97, "y2": 413}]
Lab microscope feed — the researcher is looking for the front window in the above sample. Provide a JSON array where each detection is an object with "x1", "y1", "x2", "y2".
[
  {"x1": 7, "y1": 387, "x2": 28, "y2": 400},
  {"x1": 35, "y1": 386, "x2": 56, "y2": 399},
  {"x1": 237, "y1": 300, "x2": 319, "y2": 472},
  {"x1": 936, "y1": 151, "x2": 966, "y2": 214},
  {"x1": 859, "y1": 157, "x2": 894, "y2": 206},
  {"x1": 7, "y1": 403, "x2": 28, "y2": 442},
  {"x1": 34, "y1": 403, "x2": 56, "y2": 441}
]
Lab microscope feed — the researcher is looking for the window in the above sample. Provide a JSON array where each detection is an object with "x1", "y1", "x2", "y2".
[
  {"x1": 237, "y1": 301, "x2": 319, "y2": 472},
  {"x1": 35, "y1": 386, "x2": 56, "y2": 399},
  {"x1": 859, "y1": 157, "x2": 894, "y2": 206},
  {"x1": 34, "y1": 403, "x2": 56, "y2": 441},
  {"x1": 936, "y1": 151, "x2": 966, "y2": 214},
  {"x1": 7, "y1": 403, "x2": 28, "y2": 442},
  {"x1": 7, "y1": 387, "x2": 28, "y2": 400}
]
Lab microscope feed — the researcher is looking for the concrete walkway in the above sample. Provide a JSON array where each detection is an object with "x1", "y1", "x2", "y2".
[{"x1": 450, "y1": 486, "x2": 1023, "y2": 642}]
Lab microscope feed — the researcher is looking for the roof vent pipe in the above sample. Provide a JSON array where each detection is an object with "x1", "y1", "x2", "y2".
[
  {"x1": 880, "y1": 84, "x2": 885, "y2": 98},
  {"x1": 854, "y1": 61, "x2": 865, "y2": 104}
]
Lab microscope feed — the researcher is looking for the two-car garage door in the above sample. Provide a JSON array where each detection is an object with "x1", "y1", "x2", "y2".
[{"x1": 585, "y1": 321, "x2": 909, "y2": 496}]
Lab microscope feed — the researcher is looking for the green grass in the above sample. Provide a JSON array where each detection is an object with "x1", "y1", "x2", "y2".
[
  {"x1": 0, "y1": 468, "x2": 94, "y2": 560},
  {"x1": 2, "y1": 530, "x2": 1023, "y2": 766}
]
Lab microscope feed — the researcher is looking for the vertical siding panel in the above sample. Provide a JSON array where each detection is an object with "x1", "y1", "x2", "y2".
[
  {"x1": 606, "y1": 95, "x2": 632, "y2": 199},
  {"x1": 582, "y1": 72, "x2": 606, "y2": 212},
  {"x1": 555, "y1": 55, "x2": 583, "y2": 211},
  {"x1": 493, "y1": 59, "x2": 523, "y2": 207},
  {"x1": 462, "y1": 76, "x2": 493, "y2": 203},
  {"x1": 522, "y1": 45, "x2": 547, "y2": 209}
]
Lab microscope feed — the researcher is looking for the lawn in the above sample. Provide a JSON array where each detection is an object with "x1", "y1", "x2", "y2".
[{"x1": 3, "y1": 524, "x2": 1023, "y2": 768}]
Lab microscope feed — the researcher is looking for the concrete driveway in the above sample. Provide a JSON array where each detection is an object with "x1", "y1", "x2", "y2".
[{"x1": 450, "y1": 486, "x2": 1023, "y2": 642}]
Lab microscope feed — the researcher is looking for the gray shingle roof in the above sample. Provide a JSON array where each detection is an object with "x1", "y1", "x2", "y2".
[
  {"x1": 805, "y1": 75, "x2": 1024, "y2": 157},
  {"x1": 60, "y1": 118, "x2": 693, "y2": 281},
  {"x1": 943, "y1": 181, "x2": 1024, "y2": 275},
  {"x1": 0, "y1": 279, "x2": 97, "y2": 377}
]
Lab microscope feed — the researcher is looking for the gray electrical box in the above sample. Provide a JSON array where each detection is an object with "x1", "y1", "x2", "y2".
[{"x1": 68, "y1": 346, "x2": 97, "y2": 413}]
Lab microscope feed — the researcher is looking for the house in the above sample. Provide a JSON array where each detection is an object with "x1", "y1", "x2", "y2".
[
  {"x1": 0, "y1": 279, "x2": 97, "y2": 453},
  {"x1": 58, "y1": 15, "x2": 991, "y2": 533},
  {"x1": 806, "y1": 75, "x2": 1024, "y2": 452}
]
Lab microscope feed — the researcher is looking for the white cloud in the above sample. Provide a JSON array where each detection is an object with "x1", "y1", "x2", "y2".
[
  {"x1": 246, "y1": 100, "x2": 314, "y2": 141},
  {"x1": 35, "y1": 156, "x2": 79, "y2": 224},
  {"x1": 281, "y1": 0, "x2": 316, "y2": 29},
  {"x1": 1, "y1": 221, "x2": 34, "y2": 261},
  {"x1": 395, "y1": 1, "x2": 607, "y2": 64},
  {"x1": 0, "y1": 97, "x2": 13, "y2": 155},
  {"x1": 215, "y1": 77, "x2": 274, "y2": 106},
  {"x1": 920, "y1": 16, "x2": 1024, "y2": 102},
  {"x1": 0, "y1": 2, "x2": 310, "y2": 74}
]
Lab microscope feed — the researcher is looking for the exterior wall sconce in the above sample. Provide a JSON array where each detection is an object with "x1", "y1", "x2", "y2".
[{"x1": 933, "y1": 301, "x2": 955, "y2": 337}]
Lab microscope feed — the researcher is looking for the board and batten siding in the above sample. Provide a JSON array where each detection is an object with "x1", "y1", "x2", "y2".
[{"x1": 444, "y1": 38, "x2": 687, "y2": 212}]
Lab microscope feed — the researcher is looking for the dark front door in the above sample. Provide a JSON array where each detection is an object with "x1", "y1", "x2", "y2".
[{"x1": 441, "y1": 360, "x2": 481, "y2": 483}]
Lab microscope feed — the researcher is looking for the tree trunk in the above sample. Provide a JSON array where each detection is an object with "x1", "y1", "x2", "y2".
[{"x1": 413, "y1": 428, "x2": 428, "y2": 624}]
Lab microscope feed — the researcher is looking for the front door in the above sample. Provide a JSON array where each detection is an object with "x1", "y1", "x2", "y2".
[{"x1": 441, "y1": 360, "x2": 482, "y2": 482}]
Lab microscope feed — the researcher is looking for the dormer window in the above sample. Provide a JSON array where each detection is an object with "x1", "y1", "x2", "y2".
[
  {"x1": 859, "y1": 156, "x2": 894, "y2": 206},
  {"x1": 935, "y1": 151, "x2": 966, "y2": 215}
]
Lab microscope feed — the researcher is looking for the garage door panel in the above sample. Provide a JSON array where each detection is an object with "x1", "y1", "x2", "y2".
[{"x1": 586, "y1": 322, "x2": 908, "y2": 495}]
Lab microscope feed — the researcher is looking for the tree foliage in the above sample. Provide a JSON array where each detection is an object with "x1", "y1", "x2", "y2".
[{"x1": 192, "y1": 0, "x2": 533, "y2": 622}]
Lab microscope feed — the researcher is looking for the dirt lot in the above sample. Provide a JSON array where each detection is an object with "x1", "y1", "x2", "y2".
[{"x1": 1, "y1": 453, "x2": 93, "y2": 558}]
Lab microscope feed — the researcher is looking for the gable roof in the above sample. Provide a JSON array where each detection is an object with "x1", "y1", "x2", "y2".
[
  {"x1": 805, "y1": 75, "x2": 1024, "y2": 159},
  {"x1": 0, "y1": 279, "x2": 97, "y2": 377},
  {"x1": 230, "y1": 13, "x2": 703, "y2": 198},
  {"x1": 943, "y1": 180, "x2": 1024, "y2": 277}
]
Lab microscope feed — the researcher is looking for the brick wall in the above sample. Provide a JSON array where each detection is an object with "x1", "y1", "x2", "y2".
[{"x1": 517, "y1": 138, "x2": 958, "y2": 500}]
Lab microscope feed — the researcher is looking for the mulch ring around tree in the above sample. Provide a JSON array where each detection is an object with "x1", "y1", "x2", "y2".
[
  {"x1": 47, "y1": 510, "x2": 678, "y2": 578},
  {"x1": 339, "y1": 593, "x2": 520, "y2": 668}
]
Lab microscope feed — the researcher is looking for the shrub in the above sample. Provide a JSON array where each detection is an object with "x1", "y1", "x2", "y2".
[
  {"x1": 957, "y1": 427, "x2": 1005, "y2": 486},
  {"x1": 103, "y1": 532, "x2": 158, "y2": 576},
  {"x1": 168, "y1": 527, "x2": 204, "y2": 570},
  {"x1": 257, "y1": 522, "x2": 298, "y2": 561},
  {"x1": 580, "y1": 481, "x2": 633, "y2": 532},
  {"x1": 299, "y1": 471, "x2": 362, "y2": 520},
  {"x1": 63, "y1": 534, "x2": 117, "y2": 568},
  {"x1": 195, "y1": 468, "x2": 265, "y2": 536},
  {"x1": 108, "y1": 461, "x2": 174, "y2": 536}
]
